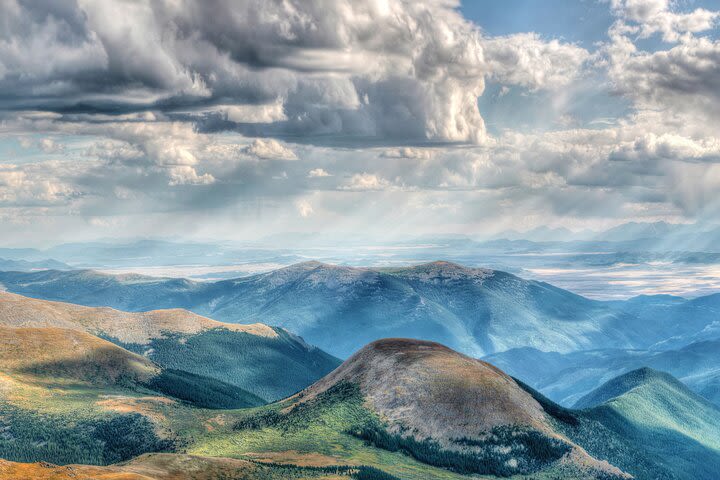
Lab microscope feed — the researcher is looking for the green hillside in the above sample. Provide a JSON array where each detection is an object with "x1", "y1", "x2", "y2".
[
  {"x1": 575, "y1": 368, "x2": 720, "y2": 479},
  {"x1": 0, "y1": 326, "x2": 262, "y2": 466},
  {"x1": 0, "y1": 291, "x2": 340, "y2": 401}
]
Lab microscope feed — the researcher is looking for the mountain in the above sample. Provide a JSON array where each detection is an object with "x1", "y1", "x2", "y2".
[
  {"x1": 1, "y1": 261, "x2": 718, "y2": 358},
  {"x1": 572, "y1": 368, "x2": 720, "y2": 479},
  {"x1": 484, "y1": 339, "x2": 720, "y2": 407},
  {"x1": 0, "y1": 292, "x2": 340, "y2": 401},
  {"x1": 223, "y1": 339, "x2": 720, "y2": 479},
  {"x1": 0, "y1": 258, "x2": 70, "y2": 271},
  {"x1": 0, "y1": 325, "x2": 264, "y2": 467},
  {"x1": 225, "y1": 338, "x2": 627, "y2": 479},
  {"x1": 1, "y1": 336, "x2": 716, "y2": 480},
  {"x1": 0, "y1": 326, "x2": 263, "y2": 409}
]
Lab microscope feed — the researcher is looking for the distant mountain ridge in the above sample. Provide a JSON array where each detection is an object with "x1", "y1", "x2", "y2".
[
  {"x1": 1, "y1": 261, "x2": 719, "y2": 358},
  {"x1": 485, "y1": 339, "x2": 720, "y2": 407},
  {"x1": 0, "y1": 258, "x2": 70, "y2": 271}
]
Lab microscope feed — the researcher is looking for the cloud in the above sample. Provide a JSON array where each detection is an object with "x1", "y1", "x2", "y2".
[
  {"x1": 308, "y1": 168, "x2": 331, "y2": 178},
  {"x1": 482, "y1": 33, "x2": 590, "y2": 90},
  {"x1": 608, "y1": 36, "x2": 720, "y2": 121},
  {"x1": 0, "y1": 0, "x2": 492, "y2": 144},
  {"x1": 610, "y1": 0, "x2": 719, "y2": 42},
  {"x1": 342, "y1": 173, "x2": 391, "y2": 191},
  {"x1": 3, "y1": 0, "x2": 720, "y2": 243},
  {"x1": 167, "y1": 166, "x2": 215, "y2": 186},
  {"x1": 295, "y1": 199, "x2": 314, "y2": 217},
  {"x1": 610, "y1": 133, "x2": 720, "y2": 163},
  {"x1": 381, "y1": 147, "x2": 433, "y2": 159},
  {"x1": 243, "y1": 139, "x2": 298, "y2": 160},
  {"x1": 224, "y1": 102, "x2": 287, "y2": 124},
  {"x1": 0, "y1": 162, "x2": 79, "y2": 206}
]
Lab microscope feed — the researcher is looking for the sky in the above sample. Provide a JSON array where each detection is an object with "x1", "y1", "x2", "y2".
[{"x1": 1, "y1": 0, "x2": 720, "y2": 246}]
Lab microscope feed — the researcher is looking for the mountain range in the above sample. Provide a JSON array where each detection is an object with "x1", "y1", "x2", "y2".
[
  {"x1": 1, "y1": 259, "x2": 719, "y2": 478},
  {"x1": 1, "y1": 261, "x2": 718, "y2": 361},
  {"x1": 0, "y1": 288, "x2": 717, "y2": 480},
  {"x1": 485, "y1": 339, "x2": 720, "y2": 407}
]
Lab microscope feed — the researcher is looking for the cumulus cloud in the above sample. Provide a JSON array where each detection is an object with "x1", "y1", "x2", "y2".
[
  {"x1": 342, "y1": 173, "x2": 391, "y2": 191},
  {"x1": 2, "y1": 0, "x2": 720, "y2": 241},
  {"x1": 243, "y1": 139, "x2": 298, "y2": 160},
  {"x1": 167, "y1": 166, "x2": 215, "y2": 186},
  {"x1": 308, "y1": 168, "x2": 331, "y2": 178},
  {"x1": 0, "y1": 0, "x2": 491, "y2": 144},
  {"x1": 0, "y1": 162, "x2": 79, "y2": 206},
  {"x1": 602, "y1": 0, "x2": 720, "y2": 127},
  {"x1": 610, "y1": 133, "x2": 720, "y2": 163},
  {"x1": 381, "y1": 147, "x2": 433, "y2": 159},
  {"x1": 608, "y1": 36, "x2": 720, "y2": 121},
  {"x1": 482, "y1": 33, "x2": 590, "y2": 90},
  {"x1": 610, "y1": 0, "x2": 719, "y2": 42}
]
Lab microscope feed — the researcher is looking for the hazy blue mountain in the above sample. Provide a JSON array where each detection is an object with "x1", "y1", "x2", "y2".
[
  {"x1": 0, "y1": 257, "x2": 70, "y2": 271},
  {"x1": 485, "y1": 339, "x2": 720, "y2": 407},
  {"x1": 2, "y1": 261, "x2": 719, "y2": 359}
]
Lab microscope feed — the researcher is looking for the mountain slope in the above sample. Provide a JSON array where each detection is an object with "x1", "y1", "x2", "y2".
[
  {"x1": 224, "y1": 338, "x2": 627, "y2": 479},
  {"x1": 0, "y1": 326, "x2": 263, "y2": 409},
  {"x1": 0, "y1": 292, "x2": 340, "y2": 401},
  {"x1": 484, "y1": 340, "x2": 720, "y2": 407},
  {"x1": 573, "y1": 368, "x2": 720, "y2": 479},
  {"x1": 1, "y1": 336, "x2": 715, "y2": 480},
  {"x1": 0, "y1": 325, "x2": 263, "y2": 467},
  {"x1": 5, "y1": 261, "x2": 716, "y2": 358},
  {"x1": 0, "y1": 453, "x2": 378, "y2": 480}
]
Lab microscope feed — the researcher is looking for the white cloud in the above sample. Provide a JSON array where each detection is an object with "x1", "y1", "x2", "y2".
[
  {"x1": 308, "y1": 168, "x2": 331, "y2": 178},
  {"x1": 342, "y1": 173, "x2": 391, "y2": 191},
  {"x1": 607, "y1": 36, "x2": 720, "y2": 122},
  {"x1": 2, "y1": 0, "x2": 720, "y2": 240},
  {"x1": 381, "y1": 147, "x2": 433, "y2": 159},
  {"x1": 167, "y1": 166, "x2": 215, "y2": 186},
  {"x1": 295, "y1": 199, "x2": 314, "y2": 217},
  {"x1": 482, "y1": 33, "x2": 590, "y2": 90},
  {"x1": 243, "y1": 139, "x2": 298, "y2": 160},
  {"x1": 224, "y1": 102, "x2": 287, "y2": 124},
  {"x1": 610, "y1": 0, "x2": 719, "y2": 42}
]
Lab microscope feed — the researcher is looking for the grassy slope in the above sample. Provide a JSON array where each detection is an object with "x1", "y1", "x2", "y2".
[
  {"x1": 0, "y1": 326, "x2": 263, "y2": 466},
  {"x1": 111, "y1": 328, "x2": 340, "y2": 402},
  {"x1": 519, "y1": 369, "x2": 720, "y2": 480},
  {"x1": 0, "y1": 453, "x2": 396, "y2": 480},
  {"x1": 0, "y1": 291, "x2": 341, "y2": 402},
  {"x1": 581, "y1": 369, "x2": 720, "y2": 480}
]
